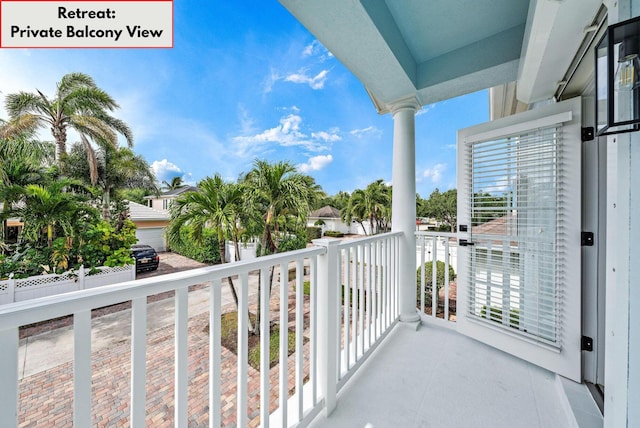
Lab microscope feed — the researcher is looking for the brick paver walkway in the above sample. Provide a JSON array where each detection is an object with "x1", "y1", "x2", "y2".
[{"x1": 17, "y1": 280, "x2": 311, "y2": 428}]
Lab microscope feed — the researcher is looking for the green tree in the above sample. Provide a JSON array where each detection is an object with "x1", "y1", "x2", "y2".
[
  {"x1": 14, "y1": 178, "x2": 97, "y2": 247},
  {"x1": 161, "y1": 176, "x2": 186, "y2": 191},
  {"x1": 0, "y1": 136, "x2": 52, "y2": 247},
  {"x1": 245, "y1": 159, "x2": 316, "y2": 255},
  {"x1": 319, "y1": 190, "x2": 351, "y2": 211},
  {"x1": 2, "y1": 72, "x2": 133, "y2": 185},
  {"x1": 341, "y1": 179, "x2": 391, "y2": 235},
  {"x1": 168, "y1": 174, "x2": 243, "y2": 308},
  {"x1": 63, "y1": 143, "x2": 157, "y2": 216},
  {"x1": 419, "y1": 188, "x2": 457, "y2": 232}
]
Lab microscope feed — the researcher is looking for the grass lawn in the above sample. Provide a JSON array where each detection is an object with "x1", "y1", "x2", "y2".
[{"x1": 208, "y1": 311, "x2": 300, "y2": 370}]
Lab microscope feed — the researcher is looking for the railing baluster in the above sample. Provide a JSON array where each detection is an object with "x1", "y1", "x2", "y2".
[
  {"x1": 279, "y1": 262, "x2": 288, "y2": 427},
  {"x1": 344, "y1": 248, "x2": 350, "y2": 372},
  {"x1": 444, "y1": 239, "x2": 450, "y2": 321},
  {"x1": 74, "y1": 310, "x2": 91, "y2": 427},
  {"x1": 432, "y1": 236, "x2": 438, "y2": 317},
  {"x1": 259, "y1": 269, "x2": 270, "y2": 428},
  {"x1": 382, "y1": 238, "x2": 391, "y2": 330},
  {"x1": 351, "y1": 246, "x2": 357, "y2": 363},
  {"x1": 366, "y1": 242, "x2": 372, "y2": 349},
  {"x1": 420, "y1": 235, "x2": 426, "y2": 314},
  {"x1": 131, "y1": 297, "x2": 147, "y2": 427},
  {"x1": 309, "y1": 256, "x2": 318, "y2": 405},
  {"x1": 237, "y1": 273, "x2": 249, "y2": 427},
  {"x1": 210, "y1": 279, "x2": 222, "y2": 428},
  {"x1": 0, "y1": 327, "x2": 18, "y2": 428},
  {"x1": 358, "y1": 244, "x2": 365, "y2": 356},
  {"x1": 373, "y1": 240, "x2": 379, "y2": 340},
  {"x1": 295, "y1": 260, "x2": 304, "y2": 422},
  {"x1": 175, "y1": 286, "x2": 188, "y2": 428}
]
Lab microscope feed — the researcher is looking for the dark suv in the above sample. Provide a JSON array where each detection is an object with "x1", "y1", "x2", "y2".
[{"x1": 131, "y1": 244, "x2": 160, "y2": 273}]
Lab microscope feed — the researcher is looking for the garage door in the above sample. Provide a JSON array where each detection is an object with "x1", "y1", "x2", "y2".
[{"x1": 135, "y1": 227, "x2": 167, "y2": 252}]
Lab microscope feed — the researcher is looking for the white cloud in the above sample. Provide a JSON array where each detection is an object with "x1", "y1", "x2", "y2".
[
  {"x1": 311, "y1": 131, "x2": 341, "y2": 142},
  {"x1": 232, "y1": 112, "x2": 337, "y2": 155},
  {"x1": 416, "y1": 103, "x2": 436, "y2": 116},
  {"x1": 262, "y1": 68, "x2": 280, "y2": 94},
  {"x1": 301, "y1": 40, "x2": 333, "y2": 61},
  {"x1": 151, "y1": 159, "x2": 183, "y2": 182},
  {"x1": 350, "y1": 126, "x2": 383, "y2": 139},
  {"x1": 298, "y1": 154, "x2": 333, "y2": 173},
  {"x1": 422, "y1": 163, "x2": 447, "y2": 184},
  {"x1": 285, "y1": 69, "x2": 329, "y2": 90}
]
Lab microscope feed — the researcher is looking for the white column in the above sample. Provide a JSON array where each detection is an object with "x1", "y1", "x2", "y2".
[{"x1": 390, "y1": 97, "x2": 421, "y2": 323}]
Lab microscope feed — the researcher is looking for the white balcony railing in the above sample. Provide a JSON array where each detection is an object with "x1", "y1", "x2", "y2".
[
  {"x1": 416, "y1": 231, "x2": 457, "y2": 324},
  {"x1": 0, "y1": 232, "x2": 401, "y2": 427}
]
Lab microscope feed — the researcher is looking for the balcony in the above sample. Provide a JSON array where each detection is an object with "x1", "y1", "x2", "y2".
[{"x1": 0, "y1": 232, "x2": 599, "y2": 427}]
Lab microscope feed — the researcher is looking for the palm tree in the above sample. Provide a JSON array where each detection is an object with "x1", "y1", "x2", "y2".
[
  {"x1": 168, "y1": 174, "x2": 243, "y2": 308},
  {"x1": 161, "y1": 176, "x2": 186, "y2": 191},
  {"x1": 63, "y1": 143, "x2": 157, "y2": 217},
  {"x1": 0, "y1": 136, "x2": 51, "y2": 246},
  {"x1": 244, "y1": 160, "x2": 318, "y2": 334},
  {"x1": 15, "y1": 178, "x2": 96, "y2": 247},
  {"x1": 2, "y1": 72, "x2": 133, "y2": 185},
  {"x1": 245, "y1": 159, "x2": 316, "y2": 255},
  {"x1": 341, "y1": 180, "x2": 391, "y2": 235}
]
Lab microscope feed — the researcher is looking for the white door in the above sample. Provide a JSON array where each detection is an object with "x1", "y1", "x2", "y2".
[
  {"x1": 457, "y1": 97, "x2": 583, "y2": 382},
  {"x1": 136, "y1": 227, "x2": 166, "y2": 252}
]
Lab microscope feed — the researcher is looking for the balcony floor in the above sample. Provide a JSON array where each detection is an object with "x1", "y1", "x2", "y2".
[{"x1": 310, "y1": 320, "x2": 575, "y2": 428}]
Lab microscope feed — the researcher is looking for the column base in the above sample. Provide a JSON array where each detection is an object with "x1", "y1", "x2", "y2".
[{"x1": 400, "y1": 311, "x2": 421, "y2": 324}]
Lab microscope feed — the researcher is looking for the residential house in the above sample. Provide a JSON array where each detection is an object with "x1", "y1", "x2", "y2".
[
  {"x1": 144, "y1": 186, "x2": 198, "y2": 212},
  {"x1": 128, "y1": 201, "x2": 170, "y2": 252},
  {"x1": 307, "y1": 205, "x2": 351, "y2": 235}
]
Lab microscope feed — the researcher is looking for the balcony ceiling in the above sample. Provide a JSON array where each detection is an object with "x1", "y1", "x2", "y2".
[{"x1": 279, "y1": 0, "x2": 603, "y2": 112}]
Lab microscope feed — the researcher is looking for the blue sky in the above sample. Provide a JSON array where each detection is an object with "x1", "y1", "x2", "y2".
[{"x1": 0, "y1": 2, "x2": 489, "y2": 198}]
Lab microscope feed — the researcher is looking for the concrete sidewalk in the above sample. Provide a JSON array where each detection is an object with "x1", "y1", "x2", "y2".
[{"x1": 18, "y1": 273, "x2": 261, "y2": 380}]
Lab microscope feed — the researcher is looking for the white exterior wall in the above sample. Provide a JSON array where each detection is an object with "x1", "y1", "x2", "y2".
[
  {"x1": 225, "y1": 242, "x2": 257, "y2": 263},
  {"x1": 415, "y1": 240, "x2": 458, "y2": 274},
  {"x1": 604, "y1": 2, "x2": 640, "y2": 426}
]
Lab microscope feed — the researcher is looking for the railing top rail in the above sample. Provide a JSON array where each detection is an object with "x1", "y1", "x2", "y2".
[
  {"x1": 336, "y1": 231, "x2": 402, "y2": 249},
  {"x1": 0, "y1": 246, "x2": 325, "y2": 330},
  {"x1": 415, "y1": 231, "x2": 458, "y2": 238}
]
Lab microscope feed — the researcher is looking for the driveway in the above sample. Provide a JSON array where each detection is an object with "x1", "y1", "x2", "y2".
[{"x1": 136, "y1": 251, "x2": 208, "y2": 278}]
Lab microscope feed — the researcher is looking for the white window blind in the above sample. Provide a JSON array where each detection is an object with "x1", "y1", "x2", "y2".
[{"x1": 467, "y1": 124, "x2": 566, "y2": 347}]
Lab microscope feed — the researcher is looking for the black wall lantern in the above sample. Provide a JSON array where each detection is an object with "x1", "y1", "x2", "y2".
[{"x1": 596, "y1": 16, "x2": 640, "y2": 136}]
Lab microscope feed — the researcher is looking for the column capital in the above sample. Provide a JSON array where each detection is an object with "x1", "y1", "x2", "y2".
[{"x1": 388, "y1": 95, "x2": 422, "y2": 116}]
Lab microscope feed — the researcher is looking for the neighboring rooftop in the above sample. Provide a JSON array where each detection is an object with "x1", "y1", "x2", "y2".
[
  {"x1": 144, "y1": 186, "x2": 198, "y2": 199},
  {"x1": 309, "y1": 205, "x2": 341, "y2": 219},
  {"x1": 128, "y1": 201, "x2": 170, "y2": 221}
]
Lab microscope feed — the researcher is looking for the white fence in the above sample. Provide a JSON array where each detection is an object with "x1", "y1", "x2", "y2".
[{"x1": 0, "y1": 265, "x2": 135, "y2": 305}]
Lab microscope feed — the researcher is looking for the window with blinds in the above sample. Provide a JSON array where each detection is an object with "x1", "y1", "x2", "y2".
[{"x1": 468, "y1": 125, "x2": 565, "y2": 347}]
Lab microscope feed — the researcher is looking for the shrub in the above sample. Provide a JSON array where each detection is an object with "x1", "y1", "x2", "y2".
[
  {"x1": 167, "y1": 224, "x2": 220, "y2": 263},
  {"x1": 278, "y1": 234, "x2": 307, "y2": 252},
  {"x1": 480, "y1": 305, "x2": 520, "y2": 328},
  {"x1": 416, "y1": 260, "x2": 456, "y2": 305},
  {"x1": 324, "y1": 230, "x2": 344, "y2": 238},
  {"x1": 306, "y1": 226, "x2": 322, "y2": 242}
]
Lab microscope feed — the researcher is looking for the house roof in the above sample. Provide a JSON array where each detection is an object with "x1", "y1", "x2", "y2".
[
  {"x1": 309, "y1": 205, "x2": 341, "y2": 219},
  {"x1": 144, "y1": 186, "x2": 198, "y2": 199},
  {"x1": 128, "y1": 201, "x2": 170, "y2": 221},
  {"x1": 278, "y1": 0, "x2": 602, "y2": 110}
]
